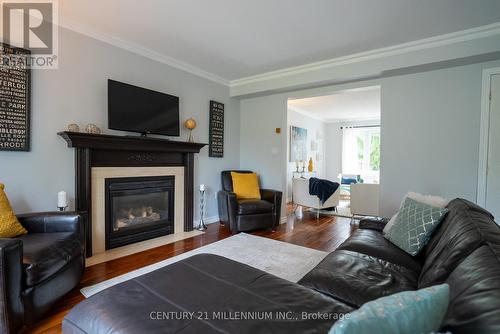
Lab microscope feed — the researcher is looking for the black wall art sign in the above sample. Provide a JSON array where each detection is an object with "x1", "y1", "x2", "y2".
[
  {"x1": 0, "y1": 43, "x2": 31, "y2": 151},
  {"x1": 209, "y1": 100, "x2": 224, "y2": 158}
]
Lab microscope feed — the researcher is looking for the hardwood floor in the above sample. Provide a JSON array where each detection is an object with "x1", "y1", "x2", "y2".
[{"x1": 23, "y1": 208, "x2": 357, "y2": 334}]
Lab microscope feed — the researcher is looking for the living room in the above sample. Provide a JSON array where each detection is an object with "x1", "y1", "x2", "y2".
[
  {"x1": 1, "y1": 1, "x2": 500, "y2": 333},
  {"x1": 287, "y1": 87, "x2": 381, "y2": 218}
]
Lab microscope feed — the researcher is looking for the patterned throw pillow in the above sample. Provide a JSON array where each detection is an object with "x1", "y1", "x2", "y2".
[
  {"x1": 384, "y1": 197, "x2": 447, "y2": 256},
  {"x1": 383, "y1": 192, "x2": 449, "y2": 235},
  {"x1": 0, "y1": 183, "x2": 27, "y2": 238},
  {"x1": 329, "y1": 284, "x2": 450, "y2": 334}
]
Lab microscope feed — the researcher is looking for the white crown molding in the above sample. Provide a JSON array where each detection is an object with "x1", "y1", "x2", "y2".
[
  {"x1": 57, "y1": 17, "x2": 500, "y2": 91},
  {"x1": 288, "y1": 105, "x2": 326, "y2": 122},
  {"x1": 58, "y1": 17, "x2": 230, "y2": 86},
  {"x1": 230, "y1": 22, "x2": 500, "y2": 88},
  {"x1": 325, "y1": 117, "x2": 381, "y2": 124},
  {"x1": 288, "y1": 105, "x2": 380, "y2": 124}
]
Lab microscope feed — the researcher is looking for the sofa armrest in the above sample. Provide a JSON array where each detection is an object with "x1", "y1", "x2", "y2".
[
  {"x1": 260, "y1": 189, "x2": 283, "y2": 227},
  {"x1": 17, "y1": 211, "x2": 84, "y2": 235},
  {"x1": 217, "y1": 191, "x2": 238, "y2": 230},
  {"x1": 358, "y1": 217, "x2": 390, "y2": 232},
  {"x1": 0, "y1": 239, "x2": 24, "y2": 334}
]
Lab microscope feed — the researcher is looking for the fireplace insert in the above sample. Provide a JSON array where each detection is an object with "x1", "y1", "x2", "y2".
[{"x1": 105, "y1": 176, "x2": 174, "y2": 249}]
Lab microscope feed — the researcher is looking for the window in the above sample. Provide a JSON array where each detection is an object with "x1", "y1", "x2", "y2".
[{"x1": 342, "y1": 126, "x2": 380, "y2": 183}]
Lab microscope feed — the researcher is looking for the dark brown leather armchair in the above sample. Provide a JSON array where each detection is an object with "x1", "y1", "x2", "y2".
[
  {"x1": 217, "y1": 170, "x2": 282, "y2": 233},
  {"x1": 0, "y1": 211, "x2": 85, "y2": 333}
]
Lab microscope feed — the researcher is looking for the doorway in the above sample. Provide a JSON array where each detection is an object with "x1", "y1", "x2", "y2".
[
  {"x1": 479, "y1": 69, "x2": 500, "y2": 221},
  {"x1": 286, "y1": 86, "x2": 381, "y2": 218}
]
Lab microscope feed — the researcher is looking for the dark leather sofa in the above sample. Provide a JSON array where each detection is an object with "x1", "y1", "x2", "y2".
[
  {"x1": 63, "y1": 198, "x2": 500, "y2": 333},
  {"x1": 0, "y1": 212, "x2": 85, "y2": 333},
  {"x1": 217, "y1": 170, "x2": 282, "y2": 233}
]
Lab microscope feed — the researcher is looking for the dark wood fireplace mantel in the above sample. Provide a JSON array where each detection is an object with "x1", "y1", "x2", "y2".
[{"x1": 58, "y1": 131, "x2": 207, "y2": 257}]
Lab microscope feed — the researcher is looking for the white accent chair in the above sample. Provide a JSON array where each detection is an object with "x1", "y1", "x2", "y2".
[
  {"x1": 350, "y1": 183, "x2": 380, "y2": 216},
  {"x1": 292, "y1": 178, "x2": 340, "y2": 214}
]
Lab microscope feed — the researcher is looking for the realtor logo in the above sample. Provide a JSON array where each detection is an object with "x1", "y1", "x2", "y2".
[{"x1": 0, "y1": 0, "x2": 58, "y2": 68}]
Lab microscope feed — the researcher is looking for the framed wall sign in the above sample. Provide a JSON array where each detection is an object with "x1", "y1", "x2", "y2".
[
  {"x1": 0, "y1": 43, "x2": 31, "y2": 151},
  {"x1": 209, "y1": 100, "x2": 224, "y2": 158}
]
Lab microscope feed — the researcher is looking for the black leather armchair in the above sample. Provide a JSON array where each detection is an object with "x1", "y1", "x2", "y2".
[
  {"x1": 217, "y1": 170, "x2": 282, "y2": 233},
  {"x1": 0, "y1": 211, "x2": 85, "y2": 333}
]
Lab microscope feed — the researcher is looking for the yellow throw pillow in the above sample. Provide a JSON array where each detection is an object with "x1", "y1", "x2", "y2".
[
  {"x1": 231, "y1": 172, "x2": 261, "y2": 200},
  {"x1": 0, "y1": 183, "x2": 27, "y2": 238}
]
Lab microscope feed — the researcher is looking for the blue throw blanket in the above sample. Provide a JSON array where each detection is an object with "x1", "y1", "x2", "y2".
[{"x1": 309, "y1": 177, "x2": 340, "y2": 205}]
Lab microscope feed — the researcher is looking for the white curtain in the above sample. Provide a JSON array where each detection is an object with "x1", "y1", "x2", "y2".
[
  {"x1": 342, "y1": 127, "x2": 359, "y2": 174},
  {"x1": 341, "y1": 126, "x2": 381, "y2": 183}
]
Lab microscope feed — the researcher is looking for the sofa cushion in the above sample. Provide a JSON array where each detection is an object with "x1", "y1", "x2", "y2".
[
  {"x1": 64, "y1": 254, "x2": 353, "y2": 334},
  {"x1": 17, "y1": 232, "x2": 82, "y2": 286},
  {"x1": 237, "y1": 199, "x2": 273, "y2": 215},
  {"x1": 298, "y1": 250, "x2": 418, "y2": 307},
  {"x1": 338, "y1": 228, "x2": 423, "y2": 273},
  {"x1": 329, "y1": 284, "x2": 450, "y2": 334},
  {"x1": 441, "y1": 245, "x2": 500, "y2": 334},
  {"x1": 384, "y1": 197, "x2": 448, "y2": 256},
  {"x1": 418, "y1": 198, "x2": 500, "y2": 288}
]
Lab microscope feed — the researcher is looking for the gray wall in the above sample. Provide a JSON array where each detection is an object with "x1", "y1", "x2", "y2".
[
  {"x1": 0, "y1": 28, "x2": 240, "y2": 221},
  {"x1": 324, "y1": 123, "x2": 343, "y2": 182},
  {"x1": 379, "y1": 62, "x2": 496, "y2": 215},
  {"x1": 286, "y1": 109, "x2": 326, "y2": 201},
  {"x1": 240, "y1": 59, "x2": 500, "y2": 217},
  {"x1": 239, "y1": 95, "x2": 288, "y2": 216}
]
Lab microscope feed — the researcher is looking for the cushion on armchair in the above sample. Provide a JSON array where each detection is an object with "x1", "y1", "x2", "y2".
[
  {"x1": 231, "y1": 172, "x2": 261, "y2": 200},
  {"x1": 0, "y1": 183, "x2": 27, "y2": 238}
]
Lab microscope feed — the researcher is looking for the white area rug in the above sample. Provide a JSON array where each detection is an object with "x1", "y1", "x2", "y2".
[{"x1": 81, "y1": 233, "x2": 328, "y2": 298}]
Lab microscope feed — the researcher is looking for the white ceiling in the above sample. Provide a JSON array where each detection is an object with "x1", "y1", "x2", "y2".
[
  {"x1": 59, "y1": 0, "x2": 500, "y2": 81},
  {"x1": 288, "y1": 87, "x2": 381, "y2": 123}
]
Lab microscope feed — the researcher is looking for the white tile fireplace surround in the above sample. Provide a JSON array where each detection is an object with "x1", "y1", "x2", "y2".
[{"x1": 88, "y1": 166, "x2": 202, "y2": 266}]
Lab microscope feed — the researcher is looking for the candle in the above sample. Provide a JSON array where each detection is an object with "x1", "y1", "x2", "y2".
[
  {"x1": 199, "y1": 184, "x2": 205, "y2": 192},
  {"x1": 58, "y1": 191, "x2": 67, "y2": 208}
]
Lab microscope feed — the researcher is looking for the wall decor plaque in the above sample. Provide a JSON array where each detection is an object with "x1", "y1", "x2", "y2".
[
  {"x1": 0, "y1": 43, "x2": 31, "y2": 151},
  {"x1": 209, "y1": 100, "x2": 224, "y2": 158}
]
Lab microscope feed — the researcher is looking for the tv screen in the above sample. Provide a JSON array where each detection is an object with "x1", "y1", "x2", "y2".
[{"x1": 108, "y1": 79, "x2": 180, "y2": 136}]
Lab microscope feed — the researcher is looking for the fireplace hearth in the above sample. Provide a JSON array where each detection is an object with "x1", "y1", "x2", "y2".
[{"x1": 105, "y1": 176, "x2": 174, "y2": 250}]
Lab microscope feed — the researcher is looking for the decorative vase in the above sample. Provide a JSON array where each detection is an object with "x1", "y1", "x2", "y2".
[
  {"x1": 85, "y1": 123, "x2": 101, "y2": 134},
  {"x1": 184, "y1": 118, "x2": 197, "y2": 142},
  {"x1": 308, "y1": 157, "x2": 314, "y2": 172},
  {"x1": 67, "y1": 123, "x2": 80, "y2": 132}
]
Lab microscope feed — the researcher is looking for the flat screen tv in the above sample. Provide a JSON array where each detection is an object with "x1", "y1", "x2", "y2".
[{"x1": 108, "y1": 79, "x2": 180, "y2": 136}]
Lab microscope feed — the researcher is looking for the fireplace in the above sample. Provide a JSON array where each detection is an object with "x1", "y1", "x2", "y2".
[
  {"x1": 59, "y1": 132, "x2": 206, "y2": 257},
  {"x1": 105, "y1": 176, "x2": 174, "y2": 249}
]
